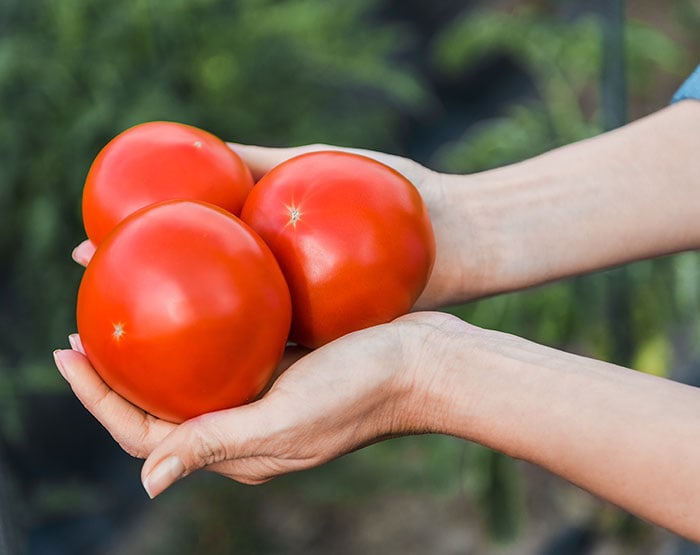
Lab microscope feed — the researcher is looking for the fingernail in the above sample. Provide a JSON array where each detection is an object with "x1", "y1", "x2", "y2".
[
  {"x1": 68, "y1": 334, "x2": 85, "y2": 355},
  {"x1": 143, "y1": 456, "x2": 185, "y2": 499},
  {"x1": 71, "y1": 244, "x2": 84, "y2": 263},
  {"x1": 53, "y1": 350, "x2": 69, "y2": 381},
  {"x1": 71, "y1": 241, "x2": 96, "y2": 266}
]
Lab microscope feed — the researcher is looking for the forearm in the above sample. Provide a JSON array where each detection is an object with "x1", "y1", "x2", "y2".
[
  {"x1": 438, "y1": 100, "x2": 700, "y2": 302},
  {"x1": 415, "y1": 318, "x2": 700, "y2": 540}
]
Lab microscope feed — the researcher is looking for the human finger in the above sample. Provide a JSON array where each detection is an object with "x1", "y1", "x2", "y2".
[
  {"x1": 72, "y1": 240, "x2": 96, "y2": 267},
  {"x1": 226, "y1": 143, "x2": 318, "y2": 180},
  {"x1": 227, "y1": 142, "x2": 428, "y2": 185},
  {"x1": 53, "y1": 344, "x2": 175, "y2": 458}
]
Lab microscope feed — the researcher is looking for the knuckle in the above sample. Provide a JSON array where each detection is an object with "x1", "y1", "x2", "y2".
[
  {"x1": 186, "y1": 425, "x2": 227, "y2": 467},
  {"x1": 120, "y1": 441, "x2": 146, "y2": 459},
  {"x1": 116, "y1": 409, "x2": 157, "y2": 459},
  {"x1": 106, "y1": 408, "x2": 154, "y2": 459},
  {"x1": 112, "y1": 425, "x2": 147, "y2": 458}
]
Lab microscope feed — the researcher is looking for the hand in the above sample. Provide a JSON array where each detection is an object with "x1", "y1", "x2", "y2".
[
  {"x1": 53, "y1": 311, "x2": 459, "y2": 498},
  {"x1": 228, "y1": 143, "x2": 464, "y2": 310},
  {"x1": 72, "y1": 142, "x2": 466, "y2": 309}
]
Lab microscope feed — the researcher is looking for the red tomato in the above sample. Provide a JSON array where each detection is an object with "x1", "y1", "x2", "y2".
[
  {"x1": 76, "y1": 200, "x2": 291, "y2": 423},
  {"x1": 82, "y1": 121, "x2": 253, "y2": 245},
  {"x1": 240, "y1": 151, "x2": 435, "y2": 348}
]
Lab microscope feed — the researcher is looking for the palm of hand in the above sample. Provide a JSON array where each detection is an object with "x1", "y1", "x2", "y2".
[{"x1": 57, "y1": 311, "x2": 449, "y2": 496}]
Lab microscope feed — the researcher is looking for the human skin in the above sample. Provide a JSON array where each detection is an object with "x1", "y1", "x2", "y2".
[{"x1": 57, "y1": 99, "x2": 700, "y2": 541}]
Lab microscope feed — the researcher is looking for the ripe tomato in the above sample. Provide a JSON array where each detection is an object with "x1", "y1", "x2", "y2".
[
  {"x1": 240, "y1": 151, "x2": 435, "y2": 348},
  {"x1": 82, "y1": 121, "x2": 253, "y2": 245},
  {"x1": 76, "y1": 200, "x2": 291, "y2": 423}
]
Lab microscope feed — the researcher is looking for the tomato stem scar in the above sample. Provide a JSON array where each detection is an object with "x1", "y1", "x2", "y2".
[
  {"x1": 113, "y1": 322, "x2": 125, "y2": 341},
  {"x1": 286, "y1": 204, "x2": 302, "y2": 228}
]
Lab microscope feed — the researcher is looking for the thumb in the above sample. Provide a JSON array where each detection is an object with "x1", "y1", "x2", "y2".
[{"x1": 140, "y1": 406, "x2": 262, "y2": 498}]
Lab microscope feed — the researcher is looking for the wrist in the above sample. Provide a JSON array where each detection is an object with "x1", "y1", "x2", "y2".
[
  {"x1": 416, "y1": 171, "x2": 499, "y2": 307},
  {"x1": 430, "y1": 167, "x2": 539, "y2": 303},
  {"x1": 436, "y1": 103, "x2": 700, "y2": 305},
  {"x1": 428, "y1": 162, "x2": 570, "y2": 304},
  {"x1": 400, "y1": 315, "x2": 541, "y2": 459},
  {"x1": 392, "y1": 312, "x2": 482, "y2": 435}
]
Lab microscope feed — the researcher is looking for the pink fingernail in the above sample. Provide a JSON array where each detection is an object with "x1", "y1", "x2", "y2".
[
  {"x1": 68, "y1": 334, "x2": 85, "y2": 355},
  {"x1": 53, "y1": 350, "x2": 69, "y2": 381},
  {"x1": 143, "y1": 456, "x2": 185, "y2": 499},
  {"x1": 71, "y1": 244, "x2": 85, "y2": 264},
  {"x1": 72, "y1": 241, "x2": 96, "y2": 266}
]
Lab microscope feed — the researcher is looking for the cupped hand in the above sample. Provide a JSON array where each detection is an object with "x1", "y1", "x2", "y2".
[
  {"x1": 227, "y1": 142, "x2": 461, "y2": 309},
  {"x1": 54, "y1": 311, "x2": 457, "y2": 498}
]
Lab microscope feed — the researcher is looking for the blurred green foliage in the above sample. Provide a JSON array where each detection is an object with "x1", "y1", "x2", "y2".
[
  {"x1": 1, "y1": 0, "x2": 699, "y2": 551},
  {"x1": 431, "y1": 7, "x2": 689, "y2": 169}
]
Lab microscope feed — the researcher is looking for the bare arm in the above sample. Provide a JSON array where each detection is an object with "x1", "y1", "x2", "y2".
[
  {"x1": 413, "y1": 316, "x2": 700, "y2": 541},
  {"x1": 435, "y1": 100, "x2": 700, "y2": 303}
]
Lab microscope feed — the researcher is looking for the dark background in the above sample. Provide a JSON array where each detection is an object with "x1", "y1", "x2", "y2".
[{"x1": 1, "y1": 0, "x2": 699, "y2": 553}]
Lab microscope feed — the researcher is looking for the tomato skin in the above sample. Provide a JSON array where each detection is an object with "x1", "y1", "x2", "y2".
[
  {"x1": 83, "y1": 121, "x2": 254, "y2": 245},
  {"x1": 76, "y1": 200, "x2": 291, "y2": 423},
  {"x1": 240, "y1": 151, "x2": 435, "y2": 348}
]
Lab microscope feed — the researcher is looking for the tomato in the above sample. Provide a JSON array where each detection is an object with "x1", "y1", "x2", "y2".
[
  {"x1": 82, "y1": 121, "x2": 253, "y2": 245},
  {"x1": 240, "y1": 151, "x2": 435, "y2": 348},
  {"x1": 76, "y1": 200, "x2": 291, "y2": 423}
]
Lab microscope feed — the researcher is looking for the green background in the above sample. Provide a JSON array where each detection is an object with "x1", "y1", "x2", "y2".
[{"x1": 1, "y1": 0, "x2": 699, "y2": 553}]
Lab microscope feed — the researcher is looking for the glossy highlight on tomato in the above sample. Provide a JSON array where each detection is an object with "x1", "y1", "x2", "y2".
[
  {"x1": 241, "y1": 151, "x2": 435, "y2": 348},
  {"x1": 82, "y1": 121, "x2": 254, "y2": 245},
  {"x1": 76, "y1": 200, "x2": 291, "y2": 423}
]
